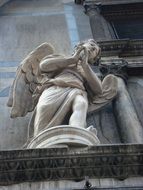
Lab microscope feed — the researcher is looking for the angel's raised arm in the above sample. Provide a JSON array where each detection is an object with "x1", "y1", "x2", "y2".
[{"x1": 40, "y1": 46, "x2": 84, "y2": 72}]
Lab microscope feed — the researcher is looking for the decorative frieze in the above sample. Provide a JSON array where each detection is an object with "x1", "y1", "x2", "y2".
[
  {"x1": 0, "y1": 144, "x2": 143, "y2": 185},
  {"x1": 84, "y1": 0, "x2": 143, "y2": 19},
  {"x1": 98, "y1": 39, "x2": 143, "y2": 57}
]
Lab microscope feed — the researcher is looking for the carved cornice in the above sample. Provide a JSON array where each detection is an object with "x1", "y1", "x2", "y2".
[
  {"x1": 0, "y1": 144, "x2": 143, "y2": 185},
  {"x1": 85, "y1": 0, "x2": 143, "y2": 6},
  {"x1": 100, "y1": 3, "x2": 143, "y2": 20},
  {"x1": 74, "y1": 186, "x2": 143, "y2": 190},
  {"x1": 98, "y1": 40, "x2": 143, "y2": 78},
  {"x1": 84, "y1": 0, "x2": 143, "y2": 19},
  {"x1": 98, "y1": 39, "x2": 143, "y2": 57}
]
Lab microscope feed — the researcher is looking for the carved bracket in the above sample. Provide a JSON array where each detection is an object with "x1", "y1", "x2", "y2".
[
  {"x1": 99, "y1": 58, "x2": 128, "y2": 80},
  {"x1": 99, "y1": 56, "x2": 143, "y2": 79}
]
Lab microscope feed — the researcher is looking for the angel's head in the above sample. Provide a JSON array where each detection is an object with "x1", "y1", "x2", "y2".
[{"x1": 74, "y1": 39, "x2": 101, "y2": 65}]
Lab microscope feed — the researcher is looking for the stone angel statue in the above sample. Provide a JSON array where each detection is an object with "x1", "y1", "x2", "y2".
[{"x1": 7, "y1": 39, "x2": 117, "y2": 148}]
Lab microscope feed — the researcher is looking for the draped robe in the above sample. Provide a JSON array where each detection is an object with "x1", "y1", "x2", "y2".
[{"x1": 30, "y1": 68, "x2": 88, "y2": 137}]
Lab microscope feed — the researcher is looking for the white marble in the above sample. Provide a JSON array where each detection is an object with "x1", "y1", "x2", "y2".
[
  {"x1": 27, "y1": 125, "x2": 100, "y2": 148},
  {"x1": 8, "y1": 40, "x2": 117, "y2": 148}
]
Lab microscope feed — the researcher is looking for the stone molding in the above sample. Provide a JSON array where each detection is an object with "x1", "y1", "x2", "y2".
[
  {"x1": 84, "y1": 1, "x2": 143, "y2": 22},
  {"x1": 0, "y1": 144, "x2": 143, "y2": 185},
  {"x1": 85, "y1": 0, "x2": 143, "y2": 5},
  {"x1": 74, "y1": 186, "x2": 143, "y2": 190},
  {"x1": 27, "y1": 125, "x2": 100, "y2": 148},
  {"x1": 99, "y1": 3, "x2": 143, "y2": 20},
  {"x1": 98, "y1": 39, "x2": 143, "y2": 57},
  {"x1": 75, "y1": 0, "x2": 143, "y2": 5},
  {"x1": 97, "y1": 40, "x2": 143, "y2": 77}
]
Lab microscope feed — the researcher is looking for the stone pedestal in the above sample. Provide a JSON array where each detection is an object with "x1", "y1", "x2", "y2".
[{"x1": 27, "y1": 125, "x2": 100, "y2": 148}]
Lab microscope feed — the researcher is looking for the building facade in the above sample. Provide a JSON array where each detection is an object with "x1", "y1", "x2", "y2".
[{"x1": 0, "y1": 0, "x2": 143, "y2": 189}]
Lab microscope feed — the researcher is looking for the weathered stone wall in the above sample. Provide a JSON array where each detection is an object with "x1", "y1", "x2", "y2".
[
  {"x1": 0, "y1": 0, "x2": 10, "y2": 7},
  {"x1": 0, "y1": 177, "x2": 143, "y2": 190},
  {"x1": 0, "y1": 0, "x2": 92, "y2": 150}
]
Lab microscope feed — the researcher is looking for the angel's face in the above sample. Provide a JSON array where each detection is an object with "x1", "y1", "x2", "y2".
[{"x1": 83, "y1": 40, "x2": 101, "y2": 64}]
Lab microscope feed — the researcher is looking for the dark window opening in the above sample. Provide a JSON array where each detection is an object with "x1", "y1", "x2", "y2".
[{"x1": 111, "y1": 18, "x2": 143, "y2": 39}]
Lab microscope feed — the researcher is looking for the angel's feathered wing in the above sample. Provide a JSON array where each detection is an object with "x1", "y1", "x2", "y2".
[{"x1": 7, "y1": 43, "x2": 54, "y2": 118}]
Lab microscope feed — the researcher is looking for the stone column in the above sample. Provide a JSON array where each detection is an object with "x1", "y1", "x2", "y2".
[
  {"x1": 84, "y1": 4, "x2": 112, "y2": 40},
  {"x1": 114, "y1": 77, "x2": 143, "y2": 143}
]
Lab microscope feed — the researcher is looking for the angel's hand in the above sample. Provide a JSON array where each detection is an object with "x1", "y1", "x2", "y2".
[
  {"x1": 80, "y1": 47, "x2": 89, "y2": 66},
  {"x1": 72, "y1": 46, "x2": 84, "y2": 61}
]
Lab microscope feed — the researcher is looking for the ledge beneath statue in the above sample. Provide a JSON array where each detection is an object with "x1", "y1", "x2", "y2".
[
  {"x1": 74, "y1": 186, "x2": 143, "y2": 190},
  {"x1": 0, "y1": 144, "x2": 143, "y2": 186}
]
